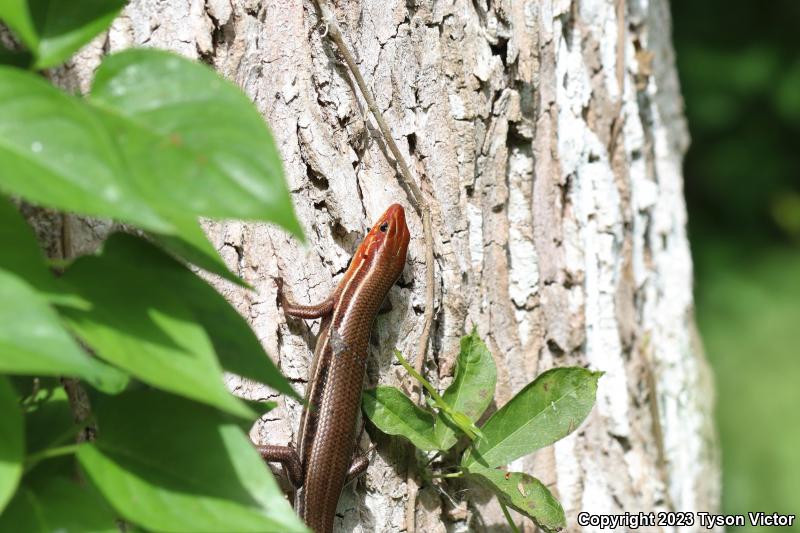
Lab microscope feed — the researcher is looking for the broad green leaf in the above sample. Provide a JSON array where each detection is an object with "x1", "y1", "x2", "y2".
[
  {"x1": 0, "y1": 270, "x2": 127, "y2": 394},
  {"x1": 243, "y1": 399, "x2": 278, "y2": 417},
  {"x1": 0, "y1": 377, "x2": 24, "y2": 513},
  {"x1": 394, "y1": 348, "x2": 482, "y2": 441},
  {"x1": 434, "y1": 329, "x2": 496, "y2": 450},
  {"x1": 362, "y1": 386, "x2": 440, "y2": 451},
  {"x1": 463, "y1": 368, "x2": 601, "y2": 468},
  {"x1": 148, "y1": 218, "x2": 245, "y2": 287},
  {"x1": 0, "y1": 477, "x2": 117, "y2": 532},
  {"x1": 0, "y1": 51, "x2": 303, "y2": 278},
  {"x1": 23, "y1": 387, "x2": 77, "y2": 456},
  {"x1": 465, "y1": 464, "x2": 565, "y2": 533},
  {"x1": 58, "y1": 237, "x2": 254, "y2": 419},
  {"x1": 69, "y1": 233, "x2": 296, "y2": 399},
  {"x1": 0, "y1": 0, "x2": 125, "y2": 69},
  {"x1": 0, "y1": 195, "x2": 86, "y2": 307},
  {"x1": 0, "y1": 44, "x2": 32, "y2": 68},
  {"x1": 90, "y1": 49, "x2": 303, "y2": 238},
  {"x1": 0, "y1": 67, "x2": 176, "y2": 231},
  {"x1": 78, "y1": 390, "x2": 306, "y2": 532},
  {"x1": 128, "y1": 232, "x2": 295, "y2": 397}
]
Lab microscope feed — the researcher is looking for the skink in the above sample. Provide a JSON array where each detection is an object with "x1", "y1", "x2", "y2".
[{"x1": 258, "y1": 203, "x2": 410, "y2": 533}]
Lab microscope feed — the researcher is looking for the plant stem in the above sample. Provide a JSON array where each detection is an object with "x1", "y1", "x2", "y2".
[
  {"x1": 499, "y1": 500, "x2": 521, "y2": 533},
  {"x1": 310, "y1": 2, "x2": 437, "y2": 530},
  {"x1": 24, "y1": 443, "x2": 84, "y2": 473},
  {"x1": 430, "y1": 471, "x2": 463, "y2": 479}
]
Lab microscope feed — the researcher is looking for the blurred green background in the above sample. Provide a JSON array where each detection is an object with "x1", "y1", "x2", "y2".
[{"x1": 672, "y1": 0, "x2": 800, "y2": 527}]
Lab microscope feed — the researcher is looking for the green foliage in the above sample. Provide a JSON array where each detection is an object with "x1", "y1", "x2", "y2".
[
  {"x1": 434, "y1": 328, "x2": 496, "y2": 450},
  {"x1": 0, "y1": 377, "x2": 24, "y2": 513},
  {"x1": 695, "y1": 246, "x2": 800, "y2": 525},
  {"x1": 463, "y1": 368, "x2": 601, "y2": 469},
  {"x1": 673, "y1": 0, "x2": 800, "y2": 242},
  {"x1": 0, "y1": 0, "x2": 125, "y2": 69},
  {"x1": 362, "y1": 330, "x2": 600, "y2": 532},
  {"x1": 0, "y1": 3, "x2": 308, "y2": 530},
  {"x1": 673, "y1": 0, "x2": 800, "y2": 528},
  {"x1": 0, "y1": 269, "x2": 127, "y2": 393},
  {"x1": 465, "y1": 464, "x2": 566, "y2": 532},
  {"x1": 0, "y1": 49, "x2": 302, "y2": 283},
  {"x1": 78, "y1": 390, "x2": 303, "y2": 532},
  {"x1": 0, "y1": 477, "x2": 118, "y2": 532},
  {"x1": 362, "y1": 386, "x2": 440, "y2": 451},
  {"x1": 58, "y1": 235, "x2": 255, "y2": 419},
  {"x1": 0, "y1": 196, "x2": 84, "y2": 307}
]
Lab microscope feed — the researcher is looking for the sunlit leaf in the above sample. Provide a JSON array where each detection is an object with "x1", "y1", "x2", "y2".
[
  {"x1": 0, "y1": 196, "x2": 85, "y2": 307},
  {"x1": 466, "y1": 463, "x2": 565, "y2": 533},
  {"x1": 463, "y1": 368, "x2": 600, "y2": 468},
  {"x1": 78, "y1": 389, "x2": 306, "y2": 532},
  {"x1": 0, "y1": 270, "x2": 127, "y2": 394},
  {"x1": 0, "y1": 0, "x2": 124, "y2": 69},
  {"x1": 0, "y1": 50, "x2": 303, "y2": 281},
  {"x1": 90, "y1": 49, "x2": 303, "y2": 238},
  {"x1": 434, "y1": 329, "x2": 496, "y2": 450},
  {"x1": 58, "y1": 236, "x2": 254, "y2": 419},
  {"x1": 362, "y1": 386, "x2": 440, "y2": 451}
]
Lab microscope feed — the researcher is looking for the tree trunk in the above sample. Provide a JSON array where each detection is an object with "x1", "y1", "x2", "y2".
[{"x1": 53, "y1": 0, "x2": 720, "y2": 530}]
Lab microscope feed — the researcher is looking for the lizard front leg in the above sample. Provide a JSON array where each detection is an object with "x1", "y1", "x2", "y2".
[{"x1": 275, "y1": 277, "x2": 335, "y2": 319}]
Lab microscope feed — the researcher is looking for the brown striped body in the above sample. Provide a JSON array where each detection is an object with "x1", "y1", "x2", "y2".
[{"x1": 259, "y1": 204, "x2": 409, "y2": 533}]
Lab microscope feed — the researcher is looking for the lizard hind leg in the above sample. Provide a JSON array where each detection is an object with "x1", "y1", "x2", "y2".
[
  {"x1": 345, "y1": 453, "x2": 370, "y2": 485},
  {"x1": 257, "y1": 444, "x2": 304, "y2": 489}
]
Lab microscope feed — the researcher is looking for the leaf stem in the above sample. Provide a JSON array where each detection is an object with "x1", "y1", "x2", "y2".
[
  {"x1": 24, "y1": 443, "x2": 84, "y2": 473},
  {"x1": 430, "y1": 471, "x2": 464, "y2": 479},
  {"x1": 499, "y1": 500, "x2": 521, "y2": 533}
]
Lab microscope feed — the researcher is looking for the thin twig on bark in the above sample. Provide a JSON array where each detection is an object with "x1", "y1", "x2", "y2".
[
  {"x1": 60, "y1": 214, "x2": 96, "y2": 441},
  {"x1": 311, "y1": 1, "x2": 436, "y2": 530}
]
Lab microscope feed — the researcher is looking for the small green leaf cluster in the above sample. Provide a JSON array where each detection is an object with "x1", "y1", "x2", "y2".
[
  {"x1": 362, "y1": 328, "x2": 602, "y2": 532},
  {"x1": 0, "y1": 3, "x2": 307, "y2": 532}
]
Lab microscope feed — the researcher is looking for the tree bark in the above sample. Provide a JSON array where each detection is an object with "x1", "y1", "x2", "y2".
[{"x1": 50, "y1": 0, "x2": 720, "y2": 530}]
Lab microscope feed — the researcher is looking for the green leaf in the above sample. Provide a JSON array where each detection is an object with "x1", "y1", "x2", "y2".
[
  {"x1": 463, "y1": 368, "x2": 601, "y2": 468},
  {"x1": 0, "y1": 195, "x2": 86, "y2": 307},
  {"x1": 130, "y1": 233, "x2": 296, "y2": 398},
  {"x1": 0, "y1": 50, "x2": 304, "y2": 278},
  {"x1": 23, "y1": 387, "x2": 77, "y2": 456},
  {"x1": 90, "y1": 49, "x2": 304, "y2": 239},
  {"x1": 394, "y1": 349, "x2": 483, "y2": 441},
  {"x1": 465, "y1": 463, "x2": 565, "y2": 533},
  {"x1": 0, "y1": 270, "x2": 127, "y2": 393},
  {"x1": 71, "y1": 233, "x2": 296, "y2": 399},
  {"x1": 0, "y1": 0, "x2": 125, "y2": 69},
  {"x1": 362, "y1": 386, "x2": 440, "y2": 451},
  {"x1": 434, "y1": 329, "x2": 496, "y2": 450},
  {"x1": 148, "y1": 218, "x2": 245, "y2": 287},
  {"x1": 0, "y1": 477, "x2": 117, "y2": 532},
  {"x1": 0, "y1": 44, "x2": 32, "y2": 68},
  {"x1": 0, "y1": 377, "x2": 24, "y2": 513},
  {"x1": 78, "y1": 389, "x2": 307, "y2": 532},
  {"x1": 0, "y1": 67, "x2": 176, "y2": 231},
  {"x1": 58, "y1": 236, "x2": 255, "y2": 419}
]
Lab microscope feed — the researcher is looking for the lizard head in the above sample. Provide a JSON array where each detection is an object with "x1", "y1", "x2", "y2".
[{"x1": 353, "y1": 203, "x2": 410, "y2": 282}]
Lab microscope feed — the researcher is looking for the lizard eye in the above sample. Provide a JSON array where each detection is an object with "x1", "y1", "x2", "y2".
[
  {"x1": 366, "y1": 227, "x2": 371, "y2": 233},
  {"x1": 379, "y1": 222, "x2": 389, "y2": 232}
]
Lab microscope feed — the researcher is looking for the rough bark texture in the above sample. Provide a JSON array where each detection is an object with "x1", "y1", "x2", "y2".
[{"x1": 38, "y1": 0, "x2": 720, "y2": 530}]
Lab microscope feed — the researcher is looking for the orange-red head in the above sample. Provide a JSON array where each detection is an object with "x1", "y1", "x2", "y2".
[{"x1": 350, "y1": 203, "x2": 409, "y2": 282}]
